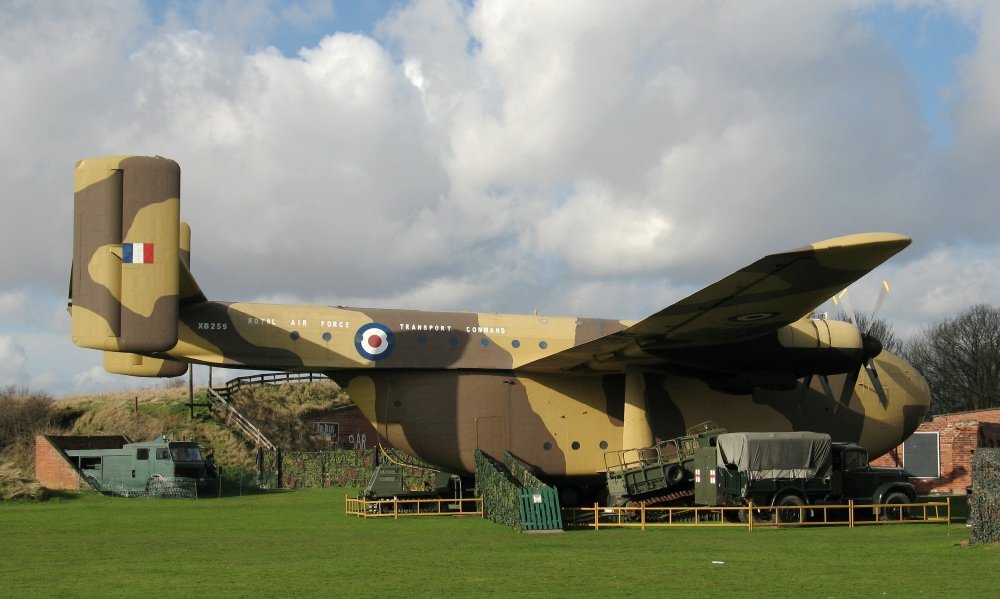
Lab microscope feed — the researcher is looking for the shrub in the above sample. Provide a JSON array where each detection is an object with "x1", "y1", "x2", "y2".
[
  {"x1": 0, "y1": 386, "x2": 55, "y2": 449},
  {"x1": 970, "y1": 448, "x2": 1000, "y2": 544}
]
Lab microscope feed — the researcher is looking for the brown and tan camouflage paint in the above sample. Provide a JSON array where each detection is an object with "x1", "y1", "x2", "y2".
[
  {"x1": 72, "y1": 156, "x2": 180, "y2": 353},
  {"x1": 70, "y1": 156, "x2": 932, "y2": 480}
]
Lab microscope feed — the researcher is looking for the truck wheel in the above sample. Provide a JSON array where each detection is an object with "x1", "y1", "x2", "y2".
[
  {"x1": 776, "y1": 495, "x2": 805, "y2": 524},
  {"x1": 146, "y1": 475, "x2": 165, "y2": 497},
  {"x1": 743, "y1": 504, "x2": 772, "y2": 523},
  {"x1": 879, "y1": 491, "x2": 911, "y2": 521},
  {"x1": 665, "y1": 465, "x2": 686, "y2": 485}
]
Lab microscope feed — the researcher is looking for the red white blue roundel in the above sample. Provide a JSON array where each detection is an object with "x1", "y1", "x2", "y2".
[{"x1": 355, "y1": 323, "x2": 394, "y2": 361}]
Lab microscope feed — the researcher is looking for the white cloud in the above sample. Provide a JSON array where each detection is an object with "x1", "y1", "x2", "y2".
[
  {"x1": 1, "y1": 1, "x2": 998, "y2": 394},
  {"x1": 73, "y1": 366, "x2": 119, "y2": 390},
  {"x1": 886, "y1": 243, "x2": 1000, "y2": 334},
  {"x1": 0, "y1": 335, "x2": 28, "y2": 386},
  {"x1": 0, "y1": 290, "x2": 28, "y2": 321},
  {"x1": 532, "y1": 181, "x2": 673, "y2": 277}
]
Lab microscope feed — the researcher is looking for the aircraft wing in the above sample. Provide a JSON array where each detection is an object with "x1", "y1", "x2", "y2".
[{"x1": 518, "y1": 232, "x2": 911, "y2": 373}]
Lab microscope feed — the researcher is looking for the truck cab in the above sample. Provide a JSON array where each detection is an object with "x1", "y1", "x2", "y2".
[{"x1": 830, "y1": 442, "x2": 912, "y2": 505}]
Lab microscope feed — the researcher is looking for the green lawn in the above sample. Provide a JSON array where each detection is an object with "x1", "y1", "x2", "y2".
[{"x1": 0, "y1": 488, "x2": 995, "y2": 598}]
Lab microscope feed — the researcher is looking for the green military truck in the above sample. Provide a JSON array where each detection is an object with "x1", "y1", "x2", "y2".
[
  {"x1": 691, "y1": 431, "x2": 915, "y2": 522},
  {"x1": 64, "y1": 436, "x2": 218, "y2": 496}
]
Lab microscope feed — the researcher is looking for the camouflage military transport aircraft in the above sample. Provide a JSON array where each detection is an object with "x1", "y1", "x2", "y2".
[{"x1": 70, "y1": 156, "x2": 930, "y2": 484}]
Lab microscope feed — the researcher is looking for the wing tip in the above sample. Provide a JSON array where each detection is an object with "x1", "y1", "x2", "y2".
[{"x1": 801, "y1": 232, "x2": 911, "y2": 252}]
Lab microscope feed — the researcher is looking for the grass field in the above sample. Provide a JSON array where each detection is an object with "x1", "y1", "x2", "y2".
[{"x1": 1, "y1": 489, "x2": 996, "y2": 598}]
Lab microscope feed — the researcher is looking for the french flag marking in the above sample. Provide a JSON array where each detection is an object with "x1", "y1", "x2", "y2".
[{"x1": 123, "y1": 243, "x2": 154, "y2": 264}]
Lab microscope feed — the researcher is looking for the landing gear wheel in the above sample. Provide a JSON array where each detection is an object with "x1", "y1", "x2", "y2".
[
  {"x1": 776, "y1": 495, "x2": 805, "y2": 524},
  {"x1": 878, "y1": 491, "x2": 911, "y2": 521}
]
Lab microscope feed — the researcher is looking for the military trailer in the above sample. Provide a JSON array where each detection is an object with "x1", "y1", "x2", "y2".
[
  {"x1": 64, "y1": 436, "x2": 218, "y2": 496},
  {"x1": 691, "y1": 431, "x2": 915, "y2": 522},
  {"x1": 604, "y1": 421, "x2": 726, "y2": 506}
]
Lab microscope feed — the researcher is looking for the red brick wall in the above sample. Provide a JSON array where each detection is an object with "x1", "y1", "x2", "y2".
[
  {"x1": 870, "y1": 408, "x2": 1000, "y2": 495},
  {"x1": 34, "y1": 436, "x2": 84, "y2": 490}
]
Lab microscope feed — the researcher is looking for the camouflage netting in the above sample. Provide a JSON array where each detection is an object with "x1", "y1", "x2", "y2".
[
  {"x1": 970, "y1": 448, "x2": 1000, "y2": 545},
  {"x1": 474, "y1": 450, "x2": 554, "y2": 531},
  {"x1": 475, "y1": 450, "x2": 524, "y2": 531},
  {"x1": 504, "y1": 451, "x2": 549, "y2": 489},
  {"x1": 255, "y1": 448, "x2": 434, "y2": 490},
  {"x1": 280, "y1": 450, "x2": 374, "y2": 488}
]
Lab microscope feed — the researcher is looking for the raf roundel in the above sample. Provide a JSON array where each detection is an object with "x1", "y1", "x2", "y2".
[{"x1": 355, "y1": 323, "x2": 395, "y2": 361}]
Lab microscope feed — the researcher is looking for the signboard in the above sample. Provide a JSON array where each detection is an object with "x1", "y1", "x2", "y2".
[{"x1": 903, "y1": 431, "x2": 940, "y2": 479}]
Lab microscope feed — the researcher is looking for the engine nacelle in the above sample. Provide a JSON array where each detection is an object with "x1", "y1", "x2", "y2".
[{"x1": 650, "y1": 317, "x2": 865, "y2": 383}]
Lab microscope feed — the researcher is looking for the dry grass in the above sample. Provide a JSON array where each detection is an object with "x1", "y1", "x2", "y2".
[
  {"x1": 1, "y1": 381, "x2": 355, "y2": 500},
  {"x1": 0, "y1": 463, "x2": 44, "y2": 500},
  {"x1": 59, "y1": 387, "x2": 260, "y2": 471},
  {"x1": 230, "y1": 380, "x2": 350, "y2": 450}
]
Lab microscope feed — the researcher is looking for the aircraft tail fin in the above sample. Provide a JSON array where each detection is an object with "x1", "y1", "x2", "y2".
[{"x1": 71, "y1": 156, "x2": 181, "y2": 353}]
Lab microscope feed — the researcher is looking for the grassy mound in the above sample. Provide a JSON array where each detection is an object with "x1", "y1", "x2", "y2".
[{"x1": 1, "y1": 380, "x2": 372, "y2": 500}]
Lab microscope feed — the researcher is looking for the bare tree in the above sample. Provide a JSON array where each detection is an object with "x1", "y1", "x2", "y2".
[{"x1": 904, "y1": 304, "x2": 1000, "y2": 415}]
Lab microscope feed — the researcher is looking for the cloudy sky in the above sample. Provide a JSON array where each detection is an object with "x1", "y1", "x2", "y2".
[{"x1": 1, "y1": 0, "x2": 998, "y2": 396}]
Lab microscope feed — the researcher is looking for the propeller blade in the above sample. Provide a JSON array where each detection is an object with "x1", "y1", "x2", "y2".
[
  {"x1": 798, "y1": 374, "x2": 814, "y2": 406},
  {"x1": 814, "y1": 374, "x2": 838, "y2": 405},
  {"x1": 864, "y1": 360, "x2": 890, "y2": 407},
  {"x1": 833, "y1": 289, "x2": 857, "y2": 328},
  {"x1": 837, "y1": 367, "x2": 860, "y2": 407},
  {"x1": 867, "y1": 280, "x2": 891, "y2": 334}
]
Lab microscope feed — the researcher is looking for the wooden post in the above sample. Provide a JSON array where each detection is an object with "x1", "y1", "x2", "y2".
[{"x1": 276, "y1": 447, "x2": 283, "y2": 489}]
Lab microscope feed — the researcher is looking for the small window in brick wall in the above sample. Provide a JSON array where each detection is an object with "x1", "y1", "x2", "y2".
[
  {"x1": 903, "y1": 431, "x2": 940, "y2": 478},
  {"x1": 314, "y1": 422, "x2": 340, "y2": 442}
]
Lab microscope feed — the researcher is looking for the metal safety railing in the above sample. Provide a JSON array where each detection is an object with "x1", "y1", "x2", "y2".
[
  {"x1": 219, "y1": 372, "x2": 330, "y2": 399},
  {"x1": 563, "y1": 498, "x2": 953, "y2": 531},
  {"x1": 346, "y1": 495, "x2": 484, "y2": 519}
]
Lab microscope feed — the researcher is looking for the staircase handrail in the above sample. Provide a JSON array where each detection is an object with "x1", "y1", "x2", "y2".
[{"x1": 205, "y1": 387, "x2": 277, "y2": 451}]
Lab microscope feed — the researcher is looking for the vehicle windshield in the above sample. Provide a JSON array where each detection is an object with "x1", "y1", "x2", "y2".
[
  {"x1": 842, "y1": 449, "x2": 867, "y2": 471},
  {"x1": 169, "y1": 445, "x2": 203, "y2": 462}
]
